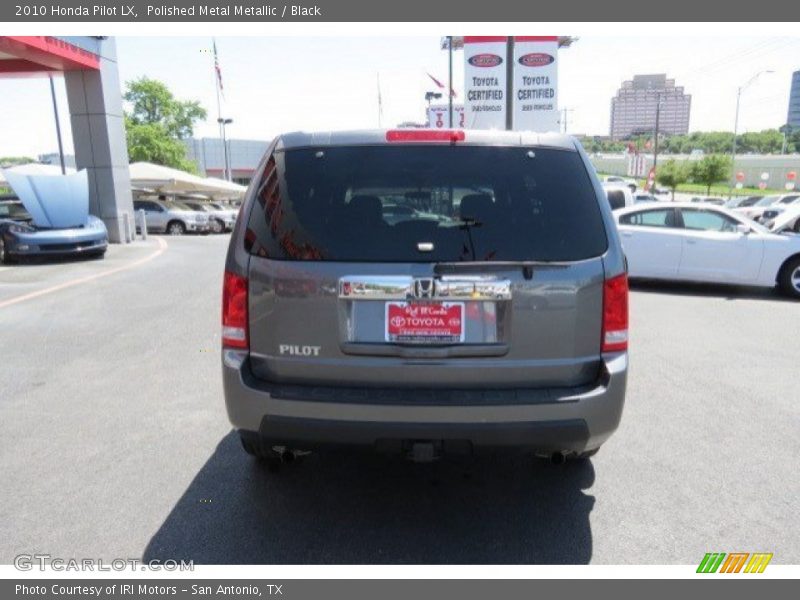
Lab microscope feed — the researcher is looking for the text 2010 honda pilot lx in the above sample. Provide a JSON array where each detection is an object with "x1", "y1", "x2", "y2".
[{"x1": 222, "y1": 129, "x2": 628, "y2": 466}]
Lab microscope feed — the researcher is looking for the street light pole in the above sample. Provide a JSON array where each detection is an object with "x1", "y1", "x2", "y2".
[
  {"x1": 729, "y1": 70, "x2": 773, "y2": 195},
  {"x1": 652, "y1": 91, "x2": 663, "y2": 172}
]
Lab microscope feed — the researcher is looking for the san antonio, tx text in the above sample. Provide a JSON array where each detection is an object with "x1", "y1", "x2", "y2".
[{"x1": 16, "y1": 584, "x2": 281, "y2": 596}]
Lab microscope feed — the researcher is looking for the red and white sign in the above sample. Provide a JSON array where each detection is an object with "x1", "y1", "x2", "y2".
[
  {"x1": 385, "y1": 302, "x2": 464, "y2": 343},
  {"x1": 427, "y1": 104, "x2": 465, "y2": 128},
  {"x1": 644, "y1": 166, "x2": 657, "y2": 192},
  {"x1": 512, "y1": 36, "x2": 559, "y2": 132},
  {"x1": 463, "y1": 36, "x2": 508, "y2": 130}
]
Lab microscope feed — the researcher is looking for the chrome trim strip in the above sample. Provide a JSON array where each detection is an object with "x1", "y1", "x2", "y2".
[{"x1": 338, "y1": 275, "x2": 512, "y2": 300}]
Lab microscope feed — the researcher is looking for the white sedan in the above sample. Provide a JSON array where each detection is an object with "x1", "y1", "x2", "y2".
[{"x1": 614, "y1": 203, "x2": 800, "y2": 298}]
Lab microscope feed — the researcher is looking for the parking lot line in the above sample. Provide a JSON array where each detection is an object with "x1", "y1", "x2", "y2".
[{"x1": 0, "y1": 237, "x2": 168, "y2": 311}]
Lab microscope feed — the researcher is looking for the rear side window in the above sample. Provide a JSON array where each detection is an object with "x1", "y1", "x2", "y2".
[
  {"x1": 606, "y1": 190, "x2": 626, "y2": 210},
  {"x1": 681, "y1": 210, "x2": 738, "y2": 232},
  {"x1": 244, "y1": 145, "x2": 608, "y2": 262},
  {"x1": 619, "y1": 209, "x2": 674, "y2": 228}
]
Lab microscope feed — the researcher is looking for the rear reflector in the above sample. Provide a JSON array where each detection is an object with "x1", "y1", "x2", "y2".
[
  {"x1": 602, "y1": 273, "x2": 628, "y2": 353},
  {"x1": 222, "y1": 271, "x2": 248, "y2": 349},
  {"x1": 386, "y1": 129, "x2": 465, "y2": 143}
]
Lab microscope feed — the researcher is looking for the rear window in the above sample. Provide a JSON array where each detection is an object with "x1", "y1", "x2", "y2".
[{"x1": 244, "y1": 145, "x2": 608, "y2": 262}]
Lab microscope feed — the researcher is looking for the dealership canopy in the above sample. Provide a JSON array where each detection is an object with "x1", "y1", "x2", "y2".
[{"x1": 128, "y1": 162, "x2": 247, "y2": 199}]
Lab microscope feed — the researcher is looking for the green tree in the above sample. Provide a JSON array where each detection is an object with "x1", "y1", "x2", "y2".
[
  {"x1": 690, "y1": 154, "x2": 732, "y2": 195},
  {"x1": 0, "y1": 156, "x2": 36, "y2": 167},
  {"x1": 122, "y1": 77, "x2": 206, "y2": 171},
  {"x1": 124, "y1": 118, "x2": 198, "y2": 173},
  {"x1": 656, "y1": 159, "x2": 690, "y2": 200}
]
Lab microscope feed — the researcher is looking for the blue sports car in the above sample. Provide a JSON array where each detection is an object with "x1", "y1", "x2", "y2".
[{"x1": 0, "y1": 169, "x2": 108, "y2": 264}]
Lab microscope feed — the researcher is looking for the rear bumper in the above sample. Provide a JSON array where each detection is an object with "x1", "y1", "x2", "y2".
[{"x1": 222, "y1": 352, "x2": 627, "y2": 454}]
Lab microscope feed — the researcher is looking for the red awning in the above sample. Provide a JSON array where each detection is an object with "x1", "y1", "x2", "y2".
[{"x1": 0, "y1": 36, "x2": 100, "y2": 77}]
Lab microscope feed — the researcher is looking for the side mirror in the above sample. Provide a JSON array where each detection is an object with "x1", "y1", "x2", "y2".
[{"x1": 736, "y1": 224, "x2": 751, "y2": 234}]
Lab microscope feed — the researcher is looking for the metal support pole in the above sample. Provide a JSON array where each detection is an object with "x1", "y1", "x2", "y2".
[
  {"x1": 505, "y1": 36, "x2": 514, "y2": 131},
  {"x1": 138, "y1": 209, "x2": 148, "y2": 241},
  {"x1": 48, "y1": 75, "x2": 66, "y2": 174}
]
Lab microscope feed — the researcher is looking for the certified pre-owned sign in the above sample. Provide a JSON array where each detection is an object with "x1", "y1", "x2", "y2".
[
  {"x1": 464, "y1": 37, "x2": 508, "y2": 129},
  {"x1": 468, "y1": 53, "x2": 503, "y2": 68},
  {"x1": 518, "y1": 52, "x2": 555, "y2": 67}
]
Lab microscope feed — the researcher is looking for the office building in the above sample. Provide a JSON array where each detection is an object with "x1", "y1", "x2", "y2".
[{"x1": 610, "y1": 74, "x2": 691, "y2": 140}]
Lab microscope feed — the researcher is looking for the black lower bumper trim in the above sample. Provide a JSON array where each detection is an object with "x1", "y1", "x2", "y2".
[{"x1": 253, "y1": 415, "x2": 590, "y2": 452}]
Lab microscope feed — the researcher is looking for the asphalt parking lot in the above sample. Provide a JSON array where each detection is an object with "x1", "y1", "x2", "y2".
[{"x1": 0, "y1": 234, "x2": 798, "y2": 565}]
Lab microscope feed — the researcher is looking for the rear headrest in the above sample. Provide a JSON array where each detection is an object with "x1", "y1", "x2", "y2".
[
  {"x1": 459, "y1": 194, "x2": 495, "y2": 221},
  {"x1": 347, "y1": 195, "x2": 384, "y2": 223}
]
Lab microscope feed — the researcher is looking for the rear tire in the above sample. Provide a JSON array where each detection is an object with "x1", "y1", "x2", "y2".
[
  {"x1": 210, "y1": 218, "x2": 224, "y2": 234},
  {"x1": 778, "y1": 256, "x2": 800, "y2": 299},
  {"x1": 167, "y1": 221, "x2": 186, "y2": 236}
]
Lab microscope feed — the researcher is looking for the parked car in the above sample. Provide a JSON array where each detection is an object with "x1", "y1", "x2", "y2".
[
  {"x1": 180, "y1": 200, "x2": 236, "y2": 233},
  {"x1": 0, "y1": 169, "x2": 108, "y2": 264},
  {"x1": 690, "y1": 196, "x2": 725, "y2": 206},
  {"x1": 733, "y1": 194, "x2": 784, "y2": 221},
  {"x1": 615, "y1": 203, "x2": 800, "y2": 298},
  {"x1": 0, "y1": 197, "x2": 107, "y2": 264},
  {"x1": 764, "y1": 203, "x2": 800, "y2": 233},
  {"x1": 222, "y1": 129, "x2": 628, "y2": 467},
  {"x1": 133, "y1": 199, "x2": 210, "y2": 235},
  {"x1": 603, "y1": 175, "x2": 637, "y2": 193},
  {"x1": 725, "y1": 195, "x2": 762, "y2": 209},
  {"x1": 604, "y1": 183, "x2": 635, "y2": 210},
  {"x1": 633, "y1": 192, "x2": 658, "y2": 204},
  {"x1": 757, "y1": 194, "x2": 800, "y2": 225}
]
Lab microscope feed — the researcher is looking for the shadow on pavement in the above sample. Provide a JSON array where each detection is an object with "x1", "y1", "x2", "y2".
[
  {"x1": 143, "y1": 432, "x2": 596, "y2": 564},
  {"x1": 630, "y1": 279, "x2": 790, "y2": 302}
]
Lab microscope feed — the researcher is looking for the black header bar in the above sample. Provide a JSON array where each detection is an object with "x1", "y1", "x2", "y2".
[{"x1": 2, "y1": 0, "x2": 800, "y2": 22}]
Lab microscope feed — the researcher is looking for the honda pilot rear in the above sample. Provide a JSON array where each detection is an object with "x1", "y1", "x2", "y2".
[{"x1": 222, "y1": 129, "x2": 628, "y2": 466}]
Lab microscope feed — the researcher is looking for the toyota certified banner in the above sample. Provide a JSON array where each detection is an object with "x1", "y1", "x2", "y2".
[
  {"x1": 463, "y1": 36, "x2": 508, "y2": 129},
  {"x1": 512, "y1": 36, "x2": 559, "y2": 132}
]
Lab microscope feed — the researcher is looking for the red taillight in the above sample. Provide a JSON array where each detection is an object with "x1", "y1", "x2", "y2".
[
  {"x1": 602, "y1": 273, "x2": 628, "y2": 353},
  {"x1": 222, "y1": 271, "x2": 248, "y2": 349},
  {"x1": 386, "y1": 129, "x2": 465, "y2": 143}
]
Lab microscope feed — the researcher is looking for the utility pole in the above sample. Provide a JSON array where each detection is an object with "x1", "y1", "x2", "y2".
[{"x1": 48, "y1": 75, "x2": 66, "y2": 174}]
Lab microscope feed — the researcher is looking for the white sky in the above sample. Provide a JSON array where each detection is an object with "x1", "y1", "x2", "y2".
[{"x1": 0, "y1": 35, "x2": 798, "y2": 158}]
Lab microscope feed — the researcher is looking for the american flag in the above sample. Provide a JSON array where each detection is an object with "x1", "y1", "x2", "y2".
[
  {"x1": 213, "y1": 39, "x2": 224, "y2": 97},
  {"x1": 427, "y1": 73, "x2": 456, "y2": 97}
]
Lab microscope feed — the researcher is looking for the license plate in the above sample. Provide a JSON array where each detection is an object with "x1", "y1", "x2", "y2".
[{"x1": 385, "y1": 302, "x2": 465, "y2": 343}]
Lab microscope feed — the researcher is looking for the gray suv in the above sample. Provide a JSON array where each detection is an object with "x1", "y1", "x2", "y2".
[
  {"x1": 222, "y1": 129, "x2": 628, "y2": 466},
  {"x1": 133, "y1": 199, "x2": 210, "y2": 235}
]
